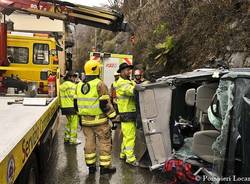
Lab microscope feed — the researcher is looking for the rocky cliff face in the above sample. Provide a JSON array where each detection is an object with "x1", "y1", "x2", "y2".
[
  {"x1": 123, "y1": 0, "x2": 250, "y2": 78},
  {"x1": 73, "y1": 0, "x2": 250, "y2": 78}
]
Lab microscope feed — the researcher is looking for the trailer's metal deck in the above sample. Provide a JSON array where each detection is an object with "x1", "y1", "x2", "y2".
[
  {"x1": 0, "y1": 97, "x2": 47, "y2": 160},
  {"x1": 0, "y1": 96, "x2": 59, "y2": 184}
]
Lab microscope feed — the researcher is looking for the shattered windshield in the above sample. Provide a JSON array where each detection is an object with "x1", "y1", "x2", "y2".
[{"x1": 209, "y1": 79, "x2": 234, "y2": 177}]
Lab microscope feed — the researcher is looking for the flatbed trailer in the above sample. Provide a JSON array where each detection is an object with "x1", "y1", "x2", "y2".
[{"x1": 0, "y1": 96, "x2": 60, "y2": 184}]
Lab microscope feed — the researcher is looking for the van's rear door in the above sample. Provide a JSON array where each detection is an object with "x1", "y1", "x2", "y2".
[{"x1": 138, "y1": 82, "x2": 173, "y2": 170}]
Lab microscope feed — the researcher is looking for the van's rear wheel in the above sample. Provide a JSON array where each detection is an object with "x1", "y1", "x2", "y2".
[{"x1": 17, "y1": 154, "x2": 39, "y2": 184}]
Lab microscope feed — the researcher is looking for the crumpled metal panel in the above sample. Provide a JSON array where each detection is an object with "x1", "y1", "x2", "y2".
[{"x1": 139, "y1": 86, "x2": 172, "y2": 170}]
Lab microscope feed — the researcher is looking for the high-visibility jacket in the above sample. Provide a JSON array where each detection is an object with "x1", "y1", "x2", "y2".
[
  {"x1": 116, "y1": 77, "x2": 136, "y2": 122},
  {"x1": 59, "y1": 80, "x2": 76, "y2": 115},
  {"x1": 113, "y1": 80, "x2": 118, "y2": 89},
  {"x1": 76, "y1": 78, "x2": 116, "y2": 126},
  {"x1": 77, "y1": 78, "x2": 103, "y2": 116}
]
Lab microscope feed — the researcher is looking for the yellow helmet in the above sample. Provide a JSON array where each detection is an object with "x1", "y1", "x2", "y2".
[{"x1": 84, "y1": 60, "x2": 101, "y2": 76}]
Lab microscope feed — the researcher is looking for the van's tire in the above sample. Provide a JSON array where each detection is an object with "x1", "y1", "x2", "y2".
[{"x1": 16, "y1": 153, "x2": 39, "y2": 184}]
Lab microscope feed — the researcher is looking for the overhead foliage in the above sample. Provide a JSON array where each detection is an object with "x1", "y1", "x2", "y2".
[{"x1": 73, "y1": 0, "x2": 250, "y2": 78}]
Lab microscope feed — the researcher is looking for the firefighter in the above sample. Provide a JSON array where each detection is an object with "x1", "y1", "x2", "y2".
[
  {"x1": 116, "y1": 63, "x2": 139, "y2": 166},
  {"x1": 59, "y1": 71, "x2": 81, "y2": 145},
  {"x1": 76, "y1": 60, "x2": 117, "y2": 175},
  {"x1": 134, "y1": 69, "x2": 145, "y2": 84}
]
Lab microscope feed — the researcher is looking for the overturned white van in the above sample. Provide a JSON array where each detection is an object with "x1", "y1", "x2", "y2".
[{"x1": 137, "y1": 68, "x2": 250, "y2": 183}]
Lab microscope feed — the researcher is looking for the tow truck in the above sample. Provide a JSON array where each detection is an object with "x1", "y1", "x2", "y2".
[{"x1": 0, "y1": 1, "x2": 128, "y2": 184}]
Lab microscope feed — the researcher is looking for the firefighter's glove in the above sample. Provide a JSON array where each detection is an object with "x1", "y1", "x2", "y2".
[
  {"x1": 110, "y1": 115, "x2": 120, "y2": 130},
  {"x1": 100, "y1": 100, "x2": 109, "y2": 112},
  {"x1": 134, "y1": 84, "x2": 145, "y2": 91},
  {"x1": 99, "y1": 96, "x2": 110, "y2": 113}
]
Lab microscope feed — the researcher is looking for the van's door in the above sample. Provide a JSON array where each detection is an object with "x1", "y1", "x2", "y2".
[{"x1": 138, "y1": 82, "x2": 173, "y2": 170}]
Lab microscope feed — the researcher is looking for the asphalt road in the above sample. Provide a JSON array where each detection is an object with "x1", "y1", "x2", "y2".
[{"x1": 41, "y1": 116, "x2": 167, "y2": 184}]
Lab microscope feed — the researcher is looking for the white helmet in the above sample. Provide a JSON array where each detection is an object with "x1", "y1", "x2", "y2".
[{"x1": 134, "y1": 69, "x2": 142, "y2": 76}]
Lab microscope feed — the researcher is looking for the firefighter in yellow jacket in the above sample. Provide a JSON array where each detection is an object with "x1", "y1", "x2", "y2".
[
  {"x1": 59, "y1": 71, "x2": 81, "y2": 145},
  {"x1": 76, "y1": 60, "x2": 117, "y2": 175},
  {"x1": 116, "y1": 63, "x2": 139, "y2": 166}
]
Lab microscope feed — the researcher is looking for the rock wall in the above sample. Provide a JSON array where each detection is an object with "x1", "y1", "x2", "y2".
[{"x1": 73, "y1": 0, "x2": 250, "y2": 78}]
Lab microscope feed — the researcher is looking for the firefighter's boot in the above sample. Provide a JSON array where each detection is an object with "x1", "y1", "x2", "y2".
[
  {"x1": 100, "y1": 166, "x2": 116, "y2": 175},
  {"x1": 88, "y1": 165, "x2": 96, "y2": 174}
]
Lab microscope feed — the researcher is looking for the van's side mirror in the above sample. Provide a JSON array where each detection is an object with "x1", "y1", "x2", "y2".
[{"x1": 185, "y1": 88, "x2": 196, "y2": 106}]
